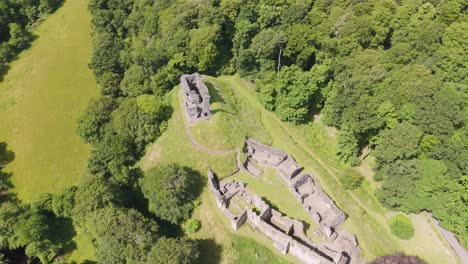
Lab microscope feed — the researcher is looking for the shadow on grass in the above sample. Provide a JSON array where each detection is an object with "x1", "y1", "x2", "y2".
[
  {"x1": 261, "y1": 196, "x2": 280, "y2": 211},
  {"x1": 205, "y1": 81, "x2": 236, "y2": 116},
  {"x1": 187, "y1": 167, "x2": 205, "y2": 200},
  {"x1": 0, "y1": 142, "x2": 15, "y2": 165},
  {"x1": 197, "y1": 239, "x2": 222, "y2": 264},
  {"x1": 50, "y1": 217, "x2": 77, "y2": 255},
  {"x1": 0, "y1": 33, "x2": 38, "y2": 83},
  {"x1": 0, "y1": 142, "x2": 17, "y2": 203},
  {"x1": 80, "y1": 261, "x2": 98, "y2": 264},
  {"x1": 0, "y1": 170, "x2": 18, "y2": 203},
  {"x1": 205, "y1": 82, "x2": 226, "y2": 105}
]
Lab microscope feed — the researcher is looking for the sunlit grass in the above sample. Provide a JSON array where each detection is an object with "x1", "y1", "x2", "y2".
[
  {"x1": 0, "y1": 0, "x2": 98, "y2": 262},
  {"x1": 0, "y1": 0, "x2": 97, "y2": 203}
]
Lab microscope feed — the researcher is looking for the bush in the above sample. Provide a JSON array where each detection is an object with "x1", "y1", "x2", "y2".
[
  {"x1": 184, "y1": 218, "x2": 201, "y2": 233},
  {"x1": 340, "y1": 170, "x2": 364, "y2": 190},
  {"x1": 390, "y1": 215, "x2": 414, "y2": 240}
]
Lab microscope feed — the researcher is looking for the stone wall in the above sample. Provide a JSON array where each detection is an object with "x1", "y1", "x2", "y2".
[
  {"x1": 245, "y1": 138, "x2": 288, "y2": 167},
  {"x1": 291, "y1": 174, "x2": 347, "y2": 232},
  {"x1": 180, "y1": 73, "x2": 212, "y2": 123},
  {"x1": 243, "y1": 159, "x2": 263, "y2": 177},
  {"x1": 277, "y1": 155, "x2": 303, "y2": 180},
  {"x1": 242, "y1": 138, "x2": 346, "y2": 234},
  {"x1": 244, "y1": 137, "x2": 303, "y2": 180},
  {"x1": 208, "y1": 169, "x2": 362, "y2": 264}
]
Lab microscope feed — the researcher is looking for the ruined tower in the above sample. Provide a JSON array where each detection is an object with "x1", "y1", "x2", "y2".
[{"x1": 180, "y1": 73, "x2": 212, "y2": 123}]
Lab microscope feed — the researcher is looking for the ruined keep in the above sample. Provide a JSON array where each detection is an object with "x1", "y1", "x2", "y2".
[
  {"x1": 208, "y1": 169, "x2": 362, "y2": 264},
  {"x1": 180, "y1": 73, "x2": 212, "y2": 122}
]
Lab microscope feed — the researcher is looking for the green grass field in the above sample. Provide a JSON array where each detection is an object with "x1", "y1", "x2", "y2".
[
  {"x1": 0, "y1": 0, "x2": 98, "y2": 262},
  {"x1": 0, "y1": 0, "x2": 97, "y2": 202},
  {"x1": 141, "y1": 75, "x2": 459, "y2": 264}
]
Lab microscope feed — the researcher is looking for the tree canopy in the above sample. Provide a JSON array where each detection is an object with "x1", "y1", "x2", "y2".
[{"x1": 140, "y1": 164, "x2": 200, "y2": 224}]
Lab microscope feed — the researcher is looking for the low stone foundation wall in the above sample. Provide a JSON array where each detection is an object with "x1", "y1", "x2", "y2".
[
  {"x1": 208, "y1": 169, "x2": 362, "y2": 264},
  {"x1": 242, "y1": 138, "x2": 347, "y2": 235}
]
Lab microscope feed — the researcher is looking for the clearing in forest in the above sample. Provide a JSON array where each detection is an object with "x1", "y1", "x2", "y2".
[{"x1": 0, "y1": 0, "x2": 97, "y2": 202}]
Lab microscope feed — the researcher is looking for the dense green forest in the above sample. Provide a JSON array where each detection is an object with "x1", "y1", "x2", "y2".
[
  {"x1": 0, "y1": 0, "x2": 466, "y2": 263},
  {"x1": 0, "y1": 0, "x2": 63, "y2": 77}
]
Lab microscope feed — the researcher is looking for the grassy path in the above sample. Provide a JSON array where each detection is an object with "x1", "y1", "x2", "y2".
[{"x1": 0, "y1": 0, "x2": 97, "y2": 202}]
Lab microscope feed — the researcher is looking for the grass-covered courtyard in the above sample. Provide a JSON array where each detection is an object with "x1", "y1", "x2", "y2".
[{"x1": 141, "y1": 75, "x2": 460, "y2": 264}]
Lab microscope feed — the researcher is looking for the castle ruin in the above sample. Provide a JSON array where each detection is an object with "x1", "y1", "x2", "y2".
[
  {"x1": 242, "y1": 138, "x2": 346, "y2": 238},
  {"x1": 180, "y1": 73, "x2": 212, "y2": 122},
  {"x1": 208, "y1": 169, "x2": 361, "y2": 264},
  {"x1": 244, "y1": 138, "x2": 302, "y2": 180}
]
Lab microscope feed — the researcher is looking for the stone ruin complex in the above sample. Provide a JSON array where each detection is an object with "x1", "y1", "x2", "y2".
[
  {"x1": 177, "y1": 76, "x2": 363, "y2": 263},
  {"x1": 291, "y1": 174, "x2": 347, "y2": 237},
  {"x1": 244, "y1": 138, "x2": 303, "y2": 180},
  {"x1": 243, "y1": 138, "x2": 346, "y2": 238},
  {"x1": 208, "y1": 170, "x2": 361, "y2": 264},
  {"x1": 180, "y1": 73, "x2": 212, "y2": 122}
]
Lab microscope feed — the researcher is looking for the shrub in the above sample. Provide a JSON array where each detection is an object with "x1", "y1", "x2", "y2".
[
  {"x1": 390, "y1": 215, "x2": 414, "y2": 240},
  {"x1": 340, "y1": 170, "x2": 364, "y2": 190},
  {"x1": 184, "y1": 218, "x2": 201, "y2": 233}
]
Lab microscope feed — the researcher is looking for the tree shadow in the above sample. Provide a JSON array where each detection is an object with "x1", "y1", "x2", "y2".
[
  {"x1": 196, "y1": 239, "x2": 222, "y2": 264},
  {"x1": 186, "y1": 167, "x2": 205, "y2": 201},
  {"x1": 0, "y1": 142, "x2": 16, "y2": 203},
  {"x1": 50, "y1": 217, "x2": 77, "y2": 255},
  {"x1": 161, "y1": 104, "x2": 174, "y2": 121},
  {"x1": 0, "y1": 33, "x2": 38, "y2": 82},
  {"x1": 0, "y1": 65, "x2": 11, "y2": 83},
  {"x1": 0, "y1": 142, "x2": 15, "y2": 165},
  {"x1": 0, "y1": 171, "x2": 18, "y2": 203},
  {"x1": 81, "y1": 261, "x2": 98, "y2": 264},
  {"x1": 0, "y1": 247, "x2": 29, "y2": 264},
  {"x1": 205, "y1": 81, "x2": 226, "y2": 105},
  {"x1": 157, "y1": 218, "x2": 183, "y2": 238}
]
